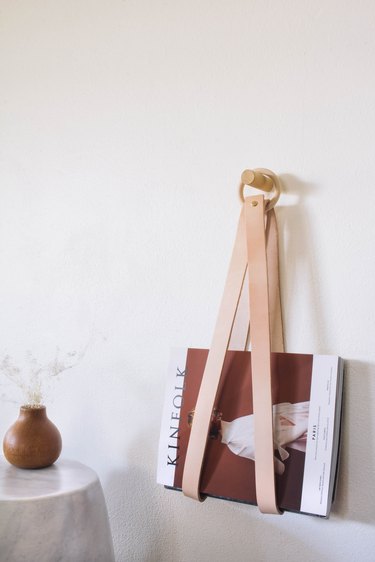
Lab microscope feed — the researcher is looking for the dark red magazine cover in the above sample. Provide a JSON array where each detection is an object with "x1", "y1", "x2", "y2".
[{"x1": 157, "y1": 348, "x2": 343, "y2": 517}]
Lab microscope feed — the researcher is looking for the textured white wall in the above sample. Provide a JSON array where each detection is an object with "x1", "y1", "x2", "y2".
[{"x1": 1, "y1": 1, "x2": 375, "y2": 561}]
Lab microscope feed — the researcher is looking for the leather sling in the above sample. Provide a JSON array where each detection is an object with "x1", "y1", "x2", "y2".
[{"x1": 182, "y1": 192, "x2": 283, "y2": 514}]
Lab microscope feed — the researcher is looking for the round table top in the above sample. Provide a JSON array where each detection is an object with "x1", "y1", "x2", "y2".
[{"x1": 0, "y1": 457, "x2": 99, "y2": 502}]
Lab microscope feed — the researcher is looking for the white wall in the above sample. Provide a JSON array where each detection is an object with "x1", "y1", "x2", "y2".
[{"x1": 1, "y1": 1, "x2": 375, "y2": 560}]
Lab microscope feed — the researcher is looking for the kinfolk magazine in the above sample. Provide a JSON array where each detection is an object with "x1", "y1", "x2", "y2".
[{"x1": 157, "y1": 348, "x2": 343, "y2": 517}]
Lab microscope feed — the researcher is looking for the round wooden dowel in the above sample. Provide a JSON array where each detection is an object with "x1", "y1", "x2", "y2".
[{"x1": 241, "y1": 170, "x2": 274, "y2": 192}]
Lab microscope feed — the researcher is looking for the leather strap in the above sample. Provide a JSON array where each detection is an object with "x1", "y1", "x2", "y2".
[
  {"x1": 182, "y1": 196, "x2": 283, "y2": 513},
  {"x1": 265, "y1": 209, "x2": 284, "y2": 353},
  {"x1": 245, "y1": 195, "x2": 280, "y2": 514},
  {"x1": 182, "y1": 206, "x2": 248, "y2": 501},
  {"x1": 228, "y1": 267, "x2": 250, "y2": 351},
  {"x1": 229, "y1": 209, "x2": 283, "y2": 354}
]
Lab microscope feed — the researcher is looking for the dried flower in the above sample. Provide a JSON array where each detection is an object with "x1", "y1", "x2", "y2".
[{"x1": 0, "y1": 347, "x2": 85, "y2": 407}]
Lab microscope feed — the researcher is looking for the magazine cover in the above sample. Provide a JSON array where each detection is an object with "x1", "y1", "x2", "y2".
[{"x1": 157, "y1": 348, "x2": 343, "y2": 517}]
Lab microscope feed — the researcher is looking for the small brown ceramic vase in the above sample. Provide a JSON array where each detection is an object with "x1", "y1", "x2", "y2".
[{"x1": 3, "y1": 405, "x2": 62, "y2": 469}]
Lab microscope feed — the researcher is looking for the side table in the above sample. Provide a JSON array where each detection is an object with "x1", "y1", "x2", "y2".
[{"x1": 0, "y1": 457, "x2": 115, "y2": 562}]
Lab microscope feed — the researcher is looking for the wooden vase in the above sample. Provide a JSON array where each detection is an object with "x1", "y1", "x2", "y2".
[{"x1": 3, "y1": 405, "x2": 62, "y2": 469}]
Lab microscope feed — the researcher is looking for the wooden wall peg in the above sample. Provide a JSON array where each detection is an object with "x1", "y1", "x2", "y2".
[
  {"x1": 239, "y1": 168, "x2": 281, "y2": 210},
  {"x1": 241, "y1": 170, "x2": 273, "y2": 192}
]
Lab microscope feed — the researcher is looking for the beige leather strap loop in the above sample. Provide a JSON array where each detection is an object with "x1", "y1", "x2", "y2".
[
  {"x1": 182, "y1": 186, "x2": 283, "y2": 514},
  {"x1": 265, "y1": 209, "x2": 284, "y2": 353},
  {"x1": 229, "y1": 209, "x2": 284, "y2": 354},
  {"x1": 245, "y1": 195, "x2": 280, "y2": 514},
  {"x1": 182, "y1": 207, "x2": 248, "y2": 501}
]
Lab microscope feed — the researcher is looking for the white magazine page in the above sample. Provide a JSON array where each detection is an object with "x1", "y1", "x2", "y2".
[{"x1": 157, "y1": 348, "x2": 187, "y2": 487}]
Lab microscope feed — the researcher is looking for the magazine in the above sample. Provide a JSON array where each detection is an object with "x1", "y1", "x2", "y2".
[{"x1": 157, "y1": 348, "x2": 344, "y2": 517}]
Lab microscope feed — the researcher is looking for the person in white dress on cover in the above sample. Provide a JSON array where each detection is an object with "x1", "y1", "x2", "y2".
[{"x1": 219, "y1": 402, "x2": 309, "y2": 475}]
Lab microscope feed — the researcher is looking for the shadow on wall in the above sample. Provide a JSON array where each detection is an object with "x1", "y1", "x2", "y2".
[
  {"x1": 104, "y1": 436, "x2": 178, "y2": 562},
  {"x1": 166, "y1": 496, "x2": 326, "y2": 562},
  {"x1": 277, "y1": 173, "x2": 331, "y2": 353},
  {"x1": 104, "y1": 437, "x2": 328, "y2": 562},
  {"x1": 331, "y1": 360, "x2": 375, "y2": 524},
  {"x1": 277, "y1": 175, "x2": 375, "y2": 525}
]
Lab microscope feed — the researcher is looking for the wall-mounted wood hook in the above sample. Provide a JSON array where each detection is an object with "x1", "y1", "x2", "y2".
[
  {"x1": 241, "y1": 169, "x2": 274, "y2": 192},
  {"x1": 239, "y1": 168, "x2": 281, "y2": 210}
]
